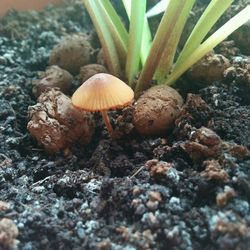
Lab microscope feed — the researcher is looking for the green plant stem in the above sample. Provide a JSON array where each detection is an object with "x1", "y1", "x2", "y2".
[
  {"x1": 83, "y1": 0, "x2": 122, "y2": 76},
  {"x1": 101, "y1": 0, "x2": 128, "y2": 64},
  {"x1": 165, "y1": 5, "x2": 250, "y2": 85},
  {"x1": 125, "y1": 0, "x2": 146, "y2": 85},
  {"x1": 135, "y1": 0, "x2": 187, "y2": 95},
  {"x1": 122, "y1": 0, "x2": 152, "y2": 66},
  {"x1": 154, "y1": 0, "x2": 195, "y2": 83},
  {"x1": 174, "y1": 0, "x2": 232, "y2": 71}
]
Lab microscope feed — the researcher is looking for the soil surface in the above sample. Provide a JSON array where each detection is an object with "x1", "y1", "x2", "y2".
[{"x1": 0, "y1": 1, "x2": 250, "y2": 250}]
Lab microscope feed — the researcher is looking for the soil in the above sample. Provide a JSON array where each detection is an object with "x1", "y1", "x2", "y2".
[{"x1": 0, "y1": 1, "x2": 250, "y2": 250}]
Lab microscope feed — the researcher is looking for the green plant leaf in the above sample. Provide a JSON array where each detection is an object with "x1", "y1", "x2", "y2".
[
  {"x1": 154, "y1": 0, "x2": 195, "y2": 83},
  {"x1": 83, "y1": 0, "x2": 122, "y2": 76},
  {"x1": 122, "y1": 0, "x2": 152, "y2": 66},
  {"x1": 101, "y1": 0, "x2": 128, "y2": 64},
  {"x1": 135, "y1": 0, "x2": 188, "y2": 95},
  {"x1": 174, "y1": 0, "x2": 233, "y2": 72},
  {"x1": 165, "y1": 5, "x2": 250, "y2": 85},
  {"x1": 125, "y1": 0, "x2": 147, "y2": 85}
]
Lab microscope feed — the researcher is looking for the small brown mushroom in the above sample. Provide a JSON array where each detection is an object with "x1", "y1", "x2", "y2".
[{"x1": 72, "y1": 73, "x2": 134, "y2": 136}]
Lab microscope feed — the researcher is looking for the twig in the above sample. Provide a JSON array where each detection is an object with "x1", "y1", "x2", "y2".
[{"x1": 129, "y1": 165, "x2": 145, "y2": 178}]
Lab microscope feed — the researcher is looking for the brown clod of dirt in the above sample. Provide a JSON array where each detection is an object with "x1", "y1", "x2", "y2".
[
  {"x1": 145, "y1": 159, "x2": 172, "y2": 177},
  {"x1": 229, "y1": 144, "x2": 250, "y2": 158},
  {"x1": 215, "y1": 218, "x2": 248, "y2": 237},
  {"x1": 223, "y1": 59, "x2": 250, "y2": 85},
  {"x1": 27, "y1": 89, "x2": 95, "y2": 153},
  {"x1": 133, "y1": 85, "x2": 183, "y2": 135},
  {"x1": 174, "y1": 94, "x2": 211, "y2": 140},
  {"x1": 32, "y1": 65, "x2": 73, "y2": 98},
  {"x1": 0, "y1": 201, "x2": 10, "y2": 212},
  {"x1": 187, "y1": 51, "x2": 230, "y2": 83},
  {"x1": 49, "y1": 34, "x2": 92, "y2": 75},
  {"x1": 79, "y1": 64, "x2": 107, "y2": 83},
  {"x1": 181, "y1": 127, "x2": 222, "y2": 162},
  {"x1": 217, "y1": 40, "x2": 240, "y2": 57},
  {"x1": 0, "y1": 218, "x2": 19, "y2": 249},
  {"x1": 148, "y1": 191, "x2": 162, "y2": 202},
  {"x1": 216, "y1": 186, "x2": 236, "y2": 207},
  {"x1": 201, "y1": 160, "x2": 229, "y2": 182}
]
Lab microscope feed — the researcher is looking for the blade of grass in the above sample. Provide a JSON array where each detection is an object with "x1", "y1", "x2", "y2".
[
  {"x1": 141, "y1": 15, "x2": 152, "y2": 66},
  {"x1": 135, "y1": 0, "x2": 187, "y2": 95},
  {"x1": 165, "y1": 5, "x2": 250, "y2": 85},
  {"x1": 83, "y1": 0, "x2": 121, "y2": 76},
  {"x1": 154, "y1": 0, "x2": 195, "y2": 83},
  {"x1": 122, "y1": 0, "x2": 152, "y2": 66},
  {"x1": 101, "y1": 0, "x2": 128, "y2": 63},
  {"x1": 125, "y1": 0, "x2": 147, "y2": 85},
  {"x1": 174, "y1": 0, "x2": 233, "y2": 71}
]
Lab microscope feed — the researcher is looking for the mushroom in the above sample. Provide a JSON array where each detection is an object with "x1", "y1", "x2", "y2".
[{"x1": 72, "y1": 73, "x2": 134, "y2": 136}]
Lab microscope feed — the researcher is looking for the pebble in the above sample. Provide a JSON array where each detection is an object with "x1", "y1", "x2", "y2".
[
  {"x1": 135, "y1": 204, "x2": 146, "y2": 215},
  {"x1": 32, "y1": 186, "x2": 45, "y2": 193},
  {"x1": 169, "y1": 197, "x2": 182, "y2": 212}
]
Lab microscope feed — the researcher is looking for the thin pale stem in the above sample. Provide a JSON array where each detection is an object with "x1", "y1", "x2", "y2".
[{"x1": 101, "y1": 110, "x2": 113, "y2": 136}]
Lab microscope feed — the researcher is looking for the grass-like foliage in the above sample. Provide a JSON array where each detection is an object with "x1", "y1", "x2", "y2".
[{"x1": 83, "y1": 0, "x2": 250, "y2": 95}]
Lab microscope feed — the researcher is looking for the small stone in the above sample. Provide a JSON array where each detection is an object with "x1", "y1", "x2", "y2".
[
  {"x1": 135, "y1": 204, "x2": 146, "y2": 215},
  {"x1": 146, "y1": 200, "x2": 159, "y2": 211},
  {"x1": 169, "y1": 197, "x2": 182, "y2": 212},
  {"x1": 32, "y1": 186, "x2": 46, "y2": 193},
  {"x1": 142, "y1": 212, "x2": 160, "y2": 228},
  {"x1": 76, "y1": 227, "x2": 85, "y2": 239},
  {"x1": 216, "y1": 186, "x2": 236, "y2": 207},
  {"x1": 132, "y1": 186, "x2": 141, "y2": 196},
  {"x1": 131, "y1": 198, "x2": 141, "y2": 207},
  {"x1": 148, "y1": 191, "x2": 162, "y2": 202}
]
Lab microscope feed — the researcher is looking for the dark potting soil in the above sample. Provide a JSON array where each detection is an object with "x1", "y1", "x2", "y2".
[{"x1": 0, "y1": 1, "x2": 250, "y2": 250}]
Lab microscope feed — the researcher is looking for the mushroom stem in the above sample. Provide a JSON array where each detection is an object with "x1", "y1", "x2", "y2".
[{"x1": 101, "y1": 110, "x2": 113, "y2": 136}]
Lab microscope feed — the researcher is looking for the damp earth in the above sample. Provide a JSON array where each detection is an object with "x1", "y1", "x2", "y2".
[{"x1": 0, "y1": 1, "x2": 250, "y2": 249}]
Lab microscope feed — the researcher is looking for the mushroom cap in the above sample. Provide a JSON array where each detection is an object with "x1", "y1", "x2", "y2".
[{"x1": 72, "y1": 73, "x2": 134, "y2": 111}]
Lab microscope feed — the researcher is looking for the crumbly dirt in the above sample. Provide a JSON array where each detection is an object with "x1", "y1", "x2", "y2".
[{"x1": 0, "y1": 1, "x2": 250, "y2": 250}]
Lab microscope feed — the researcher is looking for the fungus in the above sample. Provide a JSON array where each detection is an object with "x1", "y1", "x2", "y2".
[{"x1": 72, "y1": 73, "x2": 134, "y2": 136}]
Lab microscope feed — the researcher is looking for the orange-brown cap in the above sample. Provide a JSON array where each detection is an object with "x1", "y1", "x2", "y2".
[{"x1": 72, "y1": 73, "x2": 134, "y2": 111}]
